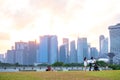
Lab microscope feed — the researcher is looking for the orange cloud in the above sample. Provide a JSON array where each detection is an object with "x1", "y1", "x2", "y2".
[{"x1": 0, "y1": 32, "x2": 10, "y2": 40}]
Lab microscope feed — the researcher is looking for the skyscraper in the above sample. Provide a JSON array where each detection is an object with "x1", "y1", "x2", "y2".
[
  {"x1": 49, "y1": 35, "x2": 58, "y2": 64},
  {"x1": 37, "y1": 35, "x2": 58, "y2": 64},
  {"x1": 101, "y1": 38, "x2": 108, "y2": 58},
  {"x1": 70, "y1": 40, "x2": 77, "y2": 63},
  {"x1": 0, "y1": 54, "x2": 4, "y2": 63},
  {"x1": 99, "y1": 35, "x2": 108, "y2": 58},
  {"x1": 37, "y1": 35, "x2": 49, "y2": 64},
  {"x1": 77, "y1": 38, "x2": 88, "y2": 63},
  {"x1": 27, "y1": 41, "x2": 37, "y2": 65},
  {"x1": 6, "y1": 50, "x2": 15, "y2": 64},
  {"x1": 108, "y1": 23, "x2": 120, "y2": 63},
  {"x1": 59, "y1": 45, "x2": 66, "y2": 63},
  {"x1": 63, "y1": 38, "x2": 69, "y2": 63},
  {"x1": 90, "y1": 47, "x2": 99, "y2": 59},
  {"x1": 99, "y1": 35, "x2": 105, "y2": 56},
  {"x1": 15, "y1": 42, "x2": 28, "y2": 65}
]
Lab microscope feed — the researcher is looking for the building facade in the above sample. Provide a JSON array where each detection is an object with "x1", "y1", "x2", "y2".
[
  {"x1": 108, "y1": 23, "x2": 120, "y2": 64},
  {"x1": 37, "y1": 36, "x2": 49, "y2": 64},
  {"x1": 37, "y1": 35, "x2": 58, "y2": 64},
  {"x1": 27, "y1": 41, "x2": 37, "y2": 65},
  {"x1": 59, "y1": 45, "x2": 66, "y2": 63},
  {"x1": 77, "y1": 38, "x2": 88, "y2": 63},
  {"x1": 49, "y1": 35, "x2": 58, "y2": 64},
  {"x1": 15, "y1": 42, "x2": 28, "y2": 65},
  {"x1": 99, "y1": 35, "x2": 108, "y2": 58},
  {"x1": 6, "y1": 50, "x2": 15, "y2": 64},
  {"x1": 70, "y1": 40, "x2": 77, "y2": 63},
  {"x1": 63, "y1": 38, "x2": 69, "y2": 63},
  {"x1": 90, "y1": 47, "x2": 99, "y2": 59},
  {"x1": 0, "y1": 54, "x2": 4, "y2": 63}
]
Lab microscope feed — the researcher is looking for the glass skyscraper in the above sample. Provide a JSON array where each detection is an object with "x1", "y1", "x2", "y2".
[
  {"x1": 99, "y1": 35, "x2": 108, "y2": 58},
  {"x1": 49, "y1": 35, "x2": 58, "y2": 64},
  {"x1": 37, "y1": 36, "x2": 49, "y2": 63},
  {"x1": 77, "y1": 38, "x2": 88, "y2": 63},
  {"x1": 63, "y1": 38, "x2": 69, "y2": 63},
  {"x1": 59, "y1": 45, "x2": 66, "y2": 63},
  {"x1": 37, "y1": 35, "x2": 58, "y2": 64},
  {"x1": 108, "y1": 23, "x2": 120, "y2": 63},
  {"x1": 90, "y1": 47, "x2": 99, "y2": 59},
  {"x1": 70, "y1": 40, "x2": 77, "y2": 63}
]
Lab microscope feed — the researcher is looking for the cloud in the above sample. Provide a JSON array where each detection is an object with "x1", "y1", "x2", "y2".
[{"x1": 0, "y1": 32, "x2": 10, "y2": 40}]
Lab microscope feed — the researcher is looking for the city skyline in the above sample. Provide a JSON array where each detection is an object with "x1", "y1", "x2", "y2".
[
  {"x1": 0, "y1": 0, "x2": 120, "y2": 53},
  {"x1": 3, "y1": 35, "x2": 100, "y2": 65}
]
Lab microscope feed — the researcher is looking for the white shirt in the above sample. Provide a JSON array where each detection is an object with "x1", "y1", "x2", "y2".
[
  {"x1": 90, "y1": 59, "x2": 96, "y2": 64},
  {"x1": 84, "y1": 60, "x2": 88, "y2": 66}
]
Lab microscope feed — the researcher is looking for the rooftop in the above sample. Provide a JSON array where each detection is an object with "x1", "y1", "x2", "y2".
[{"x1": 108, "y1": 23, "x2": 120, "y2": 29}]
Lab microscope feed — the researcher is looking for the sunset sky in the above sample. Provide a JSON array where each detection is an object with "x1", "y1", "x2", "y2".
[{"x1": 0, "y1": 0, "x2": 120, "y2": 53}]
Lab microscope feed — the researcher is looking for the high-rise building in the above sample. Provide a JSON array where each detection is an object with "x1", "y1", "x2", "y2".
[
  {"x1": 99, "y1": 35, "x2": 105, "y2": 56},
  {"x1": 70, "y1": 40, "x2": 77, "y2": 63},
  {"x1": 0, "y1": 54, "x2": 4, "y2": 63},
  {"x1": 15, "y1": 50, "x2": 24, "y2": 65},
  {"x1": 27, "y1": 41, "x2": 37, "y2": 65},
  {"x1": 63, "y1": 38, "x2": 69, "y2": 63},
  {"x1": 77, "y1": 38, "x2": 88, "y2": 63},
  {"x1": 37, "y1": 35, "x2": 49, "y2": 64},
  {"x1": 101, "y1": 38, "x2": 108, "y2": 58},
  {"x1": 15, "y1": 42, "x2": 28, "y2": 65},
  {"x1": 99, "y1": 35, "x2": 108, "y2": 58},
  {"x1": 59, "y1": 45, "x2": 66, "y2": 63},
  {"x1": 108, "y1": 23, "x2": 120, "y2": 63},
  {"x1": 37, "y1": 35, "x2": 58, "y2": 64},
  {"x1": 90, "y1": 47, "x2": 99, "y2": 59},
  {"x1": 15, "y1": 42, "x2": 28, "y2": 50},
  {"x1": 6, "y1": 50, "x2": 15, "y2": 64},
  {"x1": 49, "y1": 35, "x2": 58, "y2": 64}
]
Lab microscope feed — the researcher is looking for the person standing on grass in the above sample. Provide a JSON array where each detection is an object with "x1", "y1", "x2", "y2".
[
  {"x1": 89, "y1": 57, "x2": 96, "y2": 71},
  {"x1": 84, "y1": 57, "x2": 88, "y2": 71}
]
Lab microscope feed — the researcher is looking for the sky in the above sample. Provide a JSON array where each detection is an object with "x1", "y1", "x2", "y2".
[{"x1": 0, "y1": 0, "x2": 120, "y2": 53}]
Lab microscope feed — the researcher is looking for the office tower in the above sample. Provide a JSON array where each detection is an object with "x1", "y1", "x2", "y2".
[
  {"x1": 63, "y1": 38, "x2": 69, "y2": 63},
  {"x1": 15, "y1": 50, "x2": 24, "y2": 65},
  {"x1": 0, "y1": 54, "x2": 4, "y2": 63},
  {"x1": 90, "y1": 47, "x2": 99, "y2": 59},
  {"x1": 99, "y1": 35, "x2": 105, "y2": 57},
  {"x1": 37, "y1": 35, "x2": 58, "y2": 64},
  {"x1": 27, "y1": 41, "x2": 37, "y2": 65},
  {"x1": 77, "y1": 38, "x2": 88, "y2": 63},
  {"x1": 108, "y1": 23, "x2": 120, "y2": 64},
  {"x1": 88, "y1": 44, "x2": 91, "y2": 59},
  {"x1": 37, "y1": 36, "x2": 49, "y2": 64},
  {"x1": 6, "y1": 50, "x2": 15, "y2": 64},
  {"x1": 101, "y1": 38, "x2": 108, "y2": 58},
  {"x1": 15, "y1": 41, "x2": 28, "y2": 50},
  {"x1": 49, "y1": 35, "x2": 58, "y2": 64},
  {"x1": 99, "y1": 35, "x2": 108, "y2": 58},
  {"x1": 70, "y1": 40, "x2": 77, "y2": 63},
  {"x1": 59, "y1": 45, "x2": 66, "y2": 63},
  {"x1": 15, "y1": 42, "x2": 28, "y2": 65}
]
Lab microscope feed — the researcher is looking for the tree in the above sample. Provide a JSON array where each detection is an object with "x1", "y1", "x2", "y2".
[
  {"x1": 14, "y1": 63, "x2": 19, "y2": 66},
  {"x1": 96, "y1": 61, "x2": 108, "y2": 67},
  {"x1": 52, "y1": 62, "x2": 64, "y2": 67}
]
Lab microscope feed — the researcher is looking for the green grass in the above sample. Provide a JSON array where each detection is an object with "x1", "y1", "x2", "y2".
[{"x1": 0, "y1": 70, "x2": 120, "y2": 80}]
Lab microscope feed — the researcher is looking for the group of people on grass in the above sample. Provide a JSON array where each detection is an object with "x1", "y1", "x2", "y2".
[{"x1": 84, "y1": 57, "x2": 99, "y2": 71}]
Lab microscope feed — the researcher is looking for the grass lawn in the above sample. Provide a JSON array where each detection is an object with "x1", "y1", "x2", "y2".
[{"x1": 0, "y1": 70, "x2": 120, "y2": 80}]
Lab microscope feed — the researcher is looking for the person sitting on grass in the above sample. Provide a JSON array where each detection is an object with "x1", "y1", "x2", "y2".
[{"x1": 93, "y1": 62, "x2": 100, "y2": 71}]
